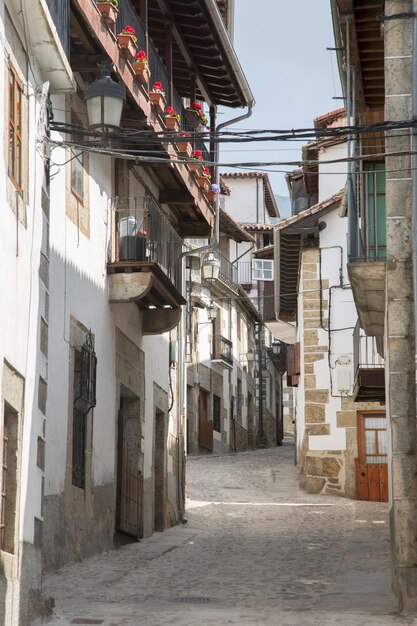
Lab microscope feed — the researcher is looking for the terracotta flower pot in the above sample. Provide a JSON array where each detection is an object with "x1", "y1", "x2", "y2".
[
  {"x1": 117, "y1": 33, "x2": 137, "y2": 60},
  {"x1": 132, "y1": 61, "x2": 150, "y2": 85},
  {"x1": 205, "y1": 190, "x2": 218, "y2": 203},
  {"x1": 97, "y1": 2, "x2": 118, "y2": 25},
  {"x1": 165, "y1": 116, "x2": 180, "y2": 132},
  {"x1": 149, "y1": 91, "x2": 166, "y2": 114},
  {"x1": 177, "y1": 141, "x2": 192, "y2": 157},
  {"x1": 189, "y1": 161, "x2": 203, "y2": 175},
  {"x1": 185, "y1": 108, "x2": 201, "y2": 129},
  {"x1": 196, "y1": 175, "x2": 210, "y2": 193}
]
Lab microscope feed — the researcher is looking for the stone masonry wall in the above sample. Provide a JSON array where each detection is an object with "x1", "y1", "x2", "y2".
[{"x1": 300, "y1": 248, "x2": 387, "y2": 499}]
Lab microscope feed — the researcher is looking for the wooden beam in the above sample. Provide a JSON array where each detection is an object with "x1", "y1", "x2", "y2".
[
  {"x1": 179, "y1": 221, "x2": 212, "y2": 237},
  {"x1": 159, "y1": 190, "x2": 192, "y2": 204},
  {"x1": 154, "y1": 0, "x2": 215, "y2": 105}
]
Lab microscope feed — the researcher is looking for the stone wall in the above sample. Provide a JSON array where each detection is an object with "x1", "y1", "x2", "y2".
[
  {"x1": 299, "y1": 248, "x2": 387, "y2": 498},
  {"x1": 384, "y1": 0, "x2": 417, "y2": 611}
]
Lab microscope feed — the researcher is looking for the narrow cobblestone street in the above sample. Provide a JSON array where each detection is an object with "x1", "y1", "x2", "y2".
[{"x1": 37, "y1": 442, "x2": 409, "y2": 626}]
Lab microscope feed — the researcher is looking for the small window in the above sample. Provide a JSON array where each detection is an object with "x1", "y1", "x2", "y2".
[
  {"x1": 70, "y1": 115, "x2": 85, "y2": 202},
  {"x1": 213, "y1": 395, "x2": 221, "y2": 432},
  {"x1": 8, "y1": 67, "x2": 23, "y2": 189},
  {"x1": 71, "y1": 149, "x2": 84, "y2": 201},
  {"x1": 253, "y1": 259, "x2": 273, "y2": 281}
]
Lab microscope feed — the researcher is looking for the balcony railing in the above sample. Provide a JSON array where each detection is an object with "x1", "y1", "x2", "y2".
[
  {"x1": 351, "y1": 163, "x2": 386, "y2": 261},
  {"x1": 212, "y1": 335, "x2": 233, "y2": 367},
  {"x1": 109, "y1": 196, "x2": 183, "y2": 291},
  {"x1": 219, "y1": 253, "x2": 238, "y2": 288},
  {"x1": 46, "y1": 0, "x2": 70, "y2": 57},
  {"x1": 115, "y1": 0, "x2": 210, "y2": 162},
  {"x1": 236, "y1": 261, "x2": 252, "y2": 287},
  {"x1": 353, "y1": 321, "x2": 384, "y2": 373}
]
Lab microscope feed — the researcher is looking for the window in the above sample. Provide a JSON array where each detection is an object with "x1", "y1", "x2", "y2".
[
  {"x1": 213, "y1": 395, "x2": 221, "y2": 432},
  {"x1": 8, "y1": 67, "x2": 22, "y2": 189},
  {"x1": 253, "y1": 259, "x2": 273, "y2": 281},
  {"x1": 70, "y1": 114, "x2": 85, "y2": 201},
  {"x1": 364, "y1": 163, "x2": 386, "y2": 259},
  {"x1": 1, "y1": 403, "x2": 18, "y2": 553},
  {"x1": 71, "y1": 149, "x2": 84, "y2": 201}
]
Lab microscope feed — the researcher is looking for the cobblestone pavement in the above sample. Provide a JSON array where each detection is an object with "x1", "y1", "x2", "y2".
[{"x1": 36, "y1": 441, "x2": 415, "y2": 626}]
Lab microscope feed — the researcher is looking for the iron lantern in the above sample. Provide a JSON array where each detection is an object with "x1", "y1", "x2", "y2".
[
  {"x1": 202, "y1": 250, "x2": 220, "y2": 282},
  {"x1": 84, "y1": 62, "x2": 126, "y2": 131}
]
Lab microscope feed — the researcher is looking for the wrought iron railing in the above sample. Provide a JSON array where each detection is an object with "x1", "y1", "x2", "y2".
[
  {"x1": 46, "y1": 0, "x2": 70, "y2": 57},
  {"x1": 115, "y1": 0, "x2": 210, "y2": 161},
  {"x1": 212, "y1": 335, "x2": 233, "y2": 366},
  {"x1": 353, "y1": 320, "x2": 384, "y2": 374},
  {"x1": 351, "y1": 164, "x2": 387, "y2": 261},
  {"x1": 235, "y1": 261, "x2": 252, "y2": 286},
  {"x1": 219, "y1": 253, "x2": 238, "y2": 287},
  {"x1": 109, "y1": 196, "x2": 183, "y2": 291}
]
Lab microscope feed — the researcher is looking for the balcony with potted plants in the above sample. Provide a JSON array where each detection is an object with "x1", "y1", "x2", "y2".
[
  {"x1": 68, "y1": 0, "x2": 252, "y2": 237},
  {"x1": 107, "y1": 195, "x2": 186, "y2": 334}
]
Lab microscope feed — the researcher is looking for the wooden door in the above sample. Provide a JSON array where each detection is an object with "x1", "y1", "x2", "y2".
[
  {"x1": 355, "y1": 411, "x2": 388, "y2": 502},
  {"x1": 116, "y1": 407, "x2": 143, "y2": 537},
  {"x1": 198, "y1": 390, "x2": 213, "y2": 451}
]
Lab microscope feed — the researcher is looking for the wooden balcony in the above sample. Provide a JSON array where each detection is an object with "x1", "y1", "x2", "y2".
[
  {"x1": 70, "y1": 0, "x2": 214, "y2": 236},
  {"x1": 107, "y1": 196, "x2": 186, "y2": 335}
]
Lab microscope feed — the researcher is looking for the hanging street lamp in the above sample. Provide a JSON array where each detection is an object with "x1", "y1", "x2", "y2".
[{"x1": 84, "y1": 62, "x2": 126, "y2": 132}]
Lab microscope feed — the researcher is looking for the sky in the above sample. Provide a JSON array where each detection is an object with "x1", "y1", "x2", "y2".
[{"x1": 219, "y1": 0, "x2": 342, "y2": 200}]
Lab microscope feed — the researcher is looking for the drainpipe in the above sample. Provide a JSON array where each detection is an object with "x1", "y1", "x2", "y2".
[
  {"x1": 176, "y1": 104, "x2": 254, "y2": 521},
  {"x1": 346, "y1": 15, "x2": 358, "y2": 260}
]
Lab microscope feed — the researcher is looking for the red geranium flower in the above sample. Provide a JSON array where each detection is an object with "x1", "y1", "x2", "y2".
[
  {"x1": 203, "y1": 167, "x2": 211, "y2": 177},
  {"x1": 191, "y1": 102, "x2": 202, "y2": 111},
  {"x1": 122, "y1": 25, "x2": 135, "y2": 35},
  {"x1": 136, "y1": 50, "x2": 148, "y2": 61}
]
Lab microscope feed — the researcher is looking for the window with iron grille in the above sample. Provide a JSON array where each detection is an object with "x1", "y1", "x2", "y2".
[
  {"x1": 213, "y1": 395, "x2": 221, "y2": 432},
  {"x1": 74, "y1": 332, "x2": 97, "y2": 415},
  {"x1": 72, "y1": 333, "x2": 97, "y2": 489}
]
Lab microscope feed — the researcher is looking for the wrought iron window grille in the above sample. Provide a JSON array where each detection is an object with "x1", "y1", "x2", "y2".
[{"x1": 74, "y1": 332, "x2": 97, "y2": 415}]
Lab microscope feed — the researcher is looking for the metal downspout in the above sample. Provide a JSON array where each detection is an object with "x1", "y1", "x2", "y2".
[
  {"x1": 176, "y1": 105, "x2": 253, "y2": 521},
  {"x1": 346, "y1": 15, "x2": 358, "y2": 260}
]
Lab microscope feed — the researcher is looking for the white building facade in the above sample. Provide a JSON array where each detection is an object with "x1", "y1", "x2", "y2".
[{"x1": 276, "y1": 110, "x2": 386, "y2": 498}]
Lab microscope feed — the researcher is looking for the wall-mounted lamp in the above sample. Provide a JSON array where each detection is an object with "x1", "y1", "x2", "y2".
[
  {"x1": 85, "y1": 62, "x2": 126, "y2": 132},
  {"x1": 201, "y1": 250, "x2": 220, "y2": 282},
  {"x1": 197, "y1": 302, "x2": 217, "y2": 332},
  {"x1": 272, "y1": 340, "x2": 282, "y2": 356},
  {"x1": 240, "y1": 348, "x2": 255, "y2": 364},
  {"x1": 207, "y1": 303, "x2": 218, "y2": 320}
]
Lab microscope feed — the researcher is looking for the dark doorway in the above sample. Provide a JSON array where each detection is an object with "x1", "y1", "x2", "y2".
[
  {"x1": 154, "y1": 409, "x2": 166, "y2": 532},
  {"x1": 115, "y1": 391, "x2": 143, "y2": 543},
  {"x1": 198, "y1": 389, "x2": 213, "y2": 452}
]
